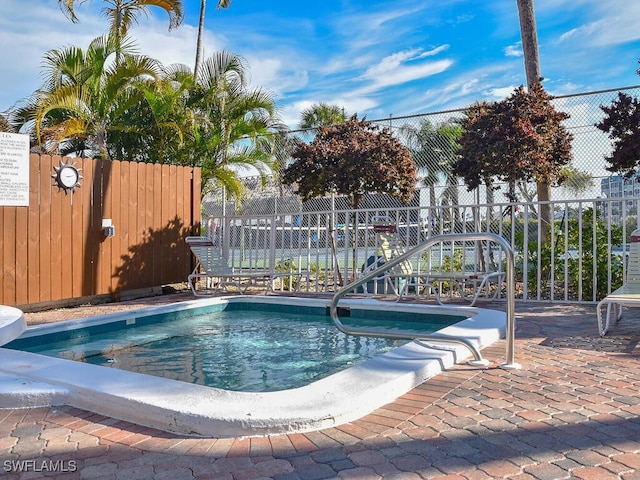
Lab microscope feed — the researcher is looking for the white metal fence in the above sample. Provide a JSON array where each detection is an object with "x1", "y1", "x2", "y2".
[{"x1": 200, "y1": 195, "x2": 634, "y2": 303}]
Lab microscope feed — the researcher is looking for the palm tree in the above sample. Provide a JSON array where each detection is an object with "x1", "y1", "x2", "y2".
[
  {"x1": 58, "y1": 0, "x2": 184, "y2": 58},
  {"x1": 14, "y1": 35, "x2": 161, "y2": 159},
  {"x1": 299, "y1": 102, "x2": 347, "y2": 129},
  {"x1": 401, "y1": 119, "x2": 460, "y2": 212},
  {"x1": 184, "y1": 51, "x2": 284, "y2": 198},
  {"x1": 194, "y1": 0, "x2": 231, "y2": 80},
  {"x1": 128, "y1": 65, "x2": 194, "y2": 163},
  {"x1": 435, "y1": 123, "x2": 462, "y2": 226}
]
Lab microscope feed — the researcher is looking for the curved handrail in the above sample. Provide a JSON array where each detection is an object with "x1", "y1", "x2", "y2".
[{"x1": 329, "y1": 232, "x2": 518, "y2": 368}]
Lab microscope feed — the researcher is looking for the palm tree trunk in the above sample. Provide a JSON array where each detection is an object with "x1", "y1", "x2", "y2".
[
  {"x1": 194, "y1": 0, "x2": 207, "y2": 78},
  {"x1": 517, "y1": 0, "x2": 551, "y2": 242},
  {"x1": 516, "y1": 0, "x2": 541, "y2": 86},
  {"x1": 537, "y1": 181, "x2": 552, "y2": 242},
  {"x1": 114, "y1": 0, "x2": 124, "y2": 64}
]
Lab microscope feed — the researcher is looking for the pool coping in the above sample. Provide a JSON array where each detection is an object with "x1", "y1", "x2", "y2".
[{"x1": 0, "y1": 296, "x2": 505, "y2": 438}]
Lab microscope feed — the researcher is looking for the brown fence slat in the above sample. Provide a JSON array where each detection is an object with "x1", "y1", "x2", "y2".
[
  {"x1": 70, "y1": 158, "x2": 85, "y2": 299},
  {"x1": 38, "y1": 155, "x2": 52, "y2": 302},
  {"x1": 109, "y1": 160, "x2": 121, "y2": 293},
  {"x1": 59, "y1": 179, "x2": 74, "y2": 301},
  {"x1": 136, "y1": 162, "x2": 146, "y2": 253},
  {"x1": 152, "y1": 164, "x2": 163, "y2": 283},
  {"x1": 175, "y1": 165, "x2": 186, "y2": 273},
  {"x1": 192, "y1": 167, "x2": 201, "y2": 235},
  {"x1": 15, "y1": 198, "x2": 29, "y2": 305},
  {"x1": 49, "y1": 156, "x2": 63, "y2": 301},
  {"x1": 98, "y1": 160, "x2": 112, "y2": 295},
  {"x1": 27, "y1": 155, "x2": 41, "y2": 304},
  {"x1": 125, "y1": 161, "x2": 140, "y2": 290},
  {"x1": 2, "y1": 207, "x2": 16, "y2": 305},
  {"x1": 163, "y1": 165, "x2": 177, "y2": 284},
  {"x1": 80, "y1": 158, "x2": 96, "y2": 297}
]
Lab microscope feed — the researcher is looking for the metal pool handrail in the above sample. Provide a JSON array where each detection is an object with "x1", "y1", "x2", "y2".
[{"x1": 329, "y1": 232, "x2": 519, "y2": 369}]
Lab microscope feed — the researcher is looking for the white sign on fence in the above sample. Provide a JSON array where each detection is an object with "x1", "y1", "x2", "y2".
[{"x1": 0, "y1": 132, "x2": 30, "y2": 206}]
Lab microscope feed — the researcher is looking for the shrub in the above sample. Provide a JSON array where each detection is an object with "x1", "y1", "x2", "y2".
[
  {"x1": 515, "y1": 208, "x2": 624, "y2": 300},
  {"x1": 275, "y1": 258, "x2": 299, "y2": 290}
]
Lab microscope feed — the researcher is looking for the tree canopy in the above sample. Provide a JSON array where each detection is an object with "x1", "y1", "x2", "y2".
[
  {"x1": 453, "y1": 83, "x2": 573, "y2": 197},
  {"x1": 282, "y1": 115, "x2": 417, "y2": 209},
  {"x1": 58, "y1": 0, "x2": 184, "y2": 33},
  {"x1": 299, "y1": 102, "x2": 347, "y2": 129},
  {"x1": 9, "y1": 35, "x2": 282, "y2": 199},
  {"x1": 12, "y1": 35, "x2": 160, "y2": 160},
  {"x1": 597, "y1": 88, "x2": 640, "y2": 177}
]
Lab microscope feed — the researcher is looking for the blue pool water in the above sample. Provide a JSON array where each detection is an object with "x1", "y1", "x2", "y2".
[{"x1": 7, "y1": 304, "x2": 463, "y2": 392}]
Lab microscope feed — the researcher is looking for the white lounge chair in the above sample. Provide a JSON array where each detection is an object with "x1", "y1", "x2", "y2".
[
  {"x1": 186, "y1": 236, "x2": 272, "y2": 295},
  {"x1": 358, "y1": 218, "x2": 441, "y2": 302},
  {"x1": 419, "y1": 270, "x2": 505, "y2": 306},
  {"x1": 596, "y1": 283, "x2": 640, "y2": 336},
  {"x1": 186, "y1": 236, "x2": 308, "y2": 296},
  {"x1": 359, "y1": 219, "x2": 504, "y2": 305}
]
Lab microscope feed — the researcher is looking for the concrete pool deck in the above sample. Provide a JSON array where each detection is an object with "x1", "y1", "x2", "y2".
[{"x1": 2, "y1": 293, "x2": 640, "y2": 479}]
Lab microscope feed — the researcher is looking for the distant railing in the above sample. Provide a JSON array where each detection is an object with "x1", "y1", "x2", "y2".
[{"x1": 212, "y1": 196, "x2": 633, "y2": 303}]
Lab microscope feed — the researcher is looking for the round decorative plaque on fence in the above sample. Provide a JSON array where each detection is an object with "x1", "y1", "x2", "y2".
[{"x1": 52, "y1": 160, "x2": 82, "y2": 194}]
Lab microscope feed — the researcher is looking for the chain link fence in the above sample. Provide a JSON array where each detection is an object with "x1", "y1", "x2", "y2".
[{"x1": 204, "y1": 85, "x2": 640, "y2": 218}]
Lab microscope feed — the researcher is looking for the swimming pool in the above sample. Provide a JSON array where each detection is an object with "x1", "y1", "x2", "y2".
[
  {"x1": 6, "y1": 305, "x2": 463, "y2": 392},
  {"x1": 0, "y1": 296, "x2": 505, "y2": 437}
]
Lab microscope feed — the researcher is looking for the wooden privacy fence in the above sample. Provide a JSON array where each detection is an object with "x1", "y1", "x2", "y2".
[{"x1": 0, "y1": 154, "x2": 201, "y2": 308}]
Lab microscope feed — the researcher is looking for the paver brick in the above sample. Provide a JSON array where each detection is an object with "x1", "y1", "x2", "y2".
[
  {"x1": 291, "y1": 462, "x2": 336, "y2": 480},
  {"x1": 391, "y1": 453, "x2": 432, "y2": 472},
  {"x1": 347, "y1": 449, "x2": 387, "y2": 467},
  {"x1": 78, "y1": 461, "x2": 118, "y2": 478},
  {"x1": 310, "y1": 447, "x2": 346, "y2": 464},
  {"x1": 614, "y1": 453, "x2": 640, "y2": 470},
  {"x1": 521, "y1": 462, "x2": 570, "y2": 480},
  {"x1": 336, "y1": 466, "x2": 379, "y2": 479},
  {"x1": 572, "y1": 466, "x2": 622, "y2": 480}
]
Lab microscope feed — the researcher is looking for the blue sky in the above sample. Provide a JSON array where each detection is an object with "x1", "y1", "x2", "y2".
[{"x1": 1, "y1": 0, "x2": 639, "y2": 128}]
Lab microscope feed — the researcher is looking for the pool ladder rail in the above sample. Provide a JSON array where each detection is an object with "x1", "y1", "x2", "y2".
[{"x1": 329, "y1": 232, "x2": 520, "y2": 370}]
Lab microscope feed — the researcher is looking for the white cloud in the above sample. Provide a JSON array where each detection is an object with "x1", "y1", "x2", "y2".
[
  {"x1": 243, "y1": 55, "x2": 309, "y2": 97},
  {"x1": 558, "y1": 23, "x2": 599, "y2": 43},
  {"x1": 134, "y1": 24, "x2": 201, "y2": 69},
  {"x1": 444, "y1": 78, "x2": 482, "y2": 97},
  {"x1": 419, "y1": 45, "x2": 451, "y2": 58},
  {"x1": 334, "y1": 97, "x2": 379, "y2": 117},
  {"x1": 366, "y1": 59, "x2": 453, "y2": 91},
  {"x1": 362, "y1": 49, "x2": 427, "y2": 78},
  {"x1": 485, "y1": 86, "x2": 517, "y2": 99},
  {"x1": 504, "y1": 43, "x2": 523, "y2": 57},
  {"x1": 353, "y1": 47, "x2": 454, "y2": 97},
  {"x1": 555, "y1": 2, "x2": 640, "y2": 47}
]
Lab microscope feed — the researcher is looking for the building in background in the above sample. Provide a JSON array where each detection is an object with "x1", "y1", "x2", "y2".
[{"x1": 600, "y1": 173, "x2": 640, "y2": 222}]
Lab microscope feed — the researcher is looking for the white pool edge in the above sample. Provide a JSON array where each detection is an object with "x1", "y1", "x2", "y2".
[{"x1": 0, "y1": 296, "x2": 505, "y2": 438}]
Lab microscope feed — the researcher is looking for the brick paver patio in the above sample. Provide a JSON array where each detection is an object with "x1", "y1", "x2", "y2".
[{"x1": 2, "y1": 294, "x2": 639, "y2": 479}]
